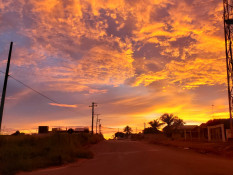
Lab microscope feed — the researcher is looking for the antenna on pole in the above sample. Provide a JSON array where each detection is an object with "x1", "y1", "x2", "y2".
[
  {"x1": 89, "y1": 102, "x2": 97, "y2": 134},
  {"x1": 0, "y1": 42, "x2": 13, "y2": 132}
]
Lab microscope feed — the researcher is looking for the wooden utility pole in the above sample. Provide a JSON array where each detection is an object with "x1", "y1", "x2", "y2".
[
  {"x1": 99, "y1": 119, "x2": 101, "y2": 134},
  {"x1": 95, "y1": 114, "x2": 100, "y2": 134},
  {"x1": 0, "y1": 42, "x2": 13, "y2": 132},
  {"x1": 223, "y1": 0, "x2": 233, "y2": 137},
  {"x1": 211, "y1": 104, "x2": 214, "y2": 119},
  {"x1": 89, "y1": 102, "x2": 97, "y2": 134}
]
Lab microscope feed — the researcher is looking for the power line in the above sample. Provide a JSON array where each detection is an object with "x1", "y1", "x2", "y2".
[
  {"x1": 0, "y1": 70, "x2": 78, "y2": 115},
  {"x1": 0, "y1": 70, "x2": 7, "y2": 75},
  {"x1": 9, "y1": 75, "x2": 59, "y2": 104}
]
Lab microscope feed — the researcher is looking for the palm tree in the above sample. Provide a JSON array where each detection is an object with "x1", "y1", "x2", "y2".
[
  {"x1": 160, "y1": 113, "x2": 175, "y2": 127},
  {"x1": 172, "y1": 117, "x2": 185, "y2": 129},
  {"x1": 124, "y1": 125, "x2": 132, "y2": 135},
  {"x1": 148, "y1": 119, "x2": 164, "y2": 132},
  {"x1": 160, "y1": 113, "x2": 184, "y2": 137}
]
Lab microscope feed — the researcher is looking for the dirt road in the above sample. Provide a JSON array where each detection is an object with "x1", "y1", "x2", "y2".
[{"x1": 19, "y1": 140, "x2": 233, "y2": 175}]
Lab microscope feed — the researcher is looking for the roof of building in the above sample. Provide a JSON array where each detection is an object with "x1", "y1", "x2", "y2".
[
  {"x1": 74, "y1": 127, "x2": 89, "y2": 131},
  {"x1": 177, "y1": 125, "x2": 198, "y2": 130}
]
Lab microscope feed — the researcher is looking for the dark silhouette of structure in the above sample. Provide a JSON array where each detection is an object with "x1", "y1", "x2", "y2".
[
  {"x1": 11, "y1": 130, "x2": 21, "y2": 136},
  {"x1": 38, "y1": 126, "x2": 49, "y2": 134},
  {"x1": 89, "y1": 102, "x2": 97, "y2": 134},
  {"x1": 224, "y1": 0, "x2": 233, "y2": 135},
  {"x1": 98, "y1": 119, "x2": 101, "y2": 134},
  {"x1": 115, "y1": 132, "x2": 125, "y2": 139},
  {"x1": 51, "y1": 127, "x2": 89, "y2": 133},
  {"x1": 67, "y1": 128, "x2": 74, "y2": 134},
  {"x1": 95, "y1": 114, "x2": 100, "y2": 134},
  {"x1": 0, "y1": 42, "x2": 13, "y2": 131}
]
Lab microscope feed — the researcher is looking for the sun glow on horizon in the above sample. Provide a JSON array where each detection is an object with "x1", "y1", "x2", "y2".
[{"x1": 0, "y1": 0, "x2": 230, "y2": 138}]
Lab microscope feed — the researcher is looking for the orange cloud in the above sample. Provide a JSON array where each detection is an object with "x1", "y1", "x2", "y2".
[
  {"x1": 0, "y1": 0, "x2": 230, "y2": 139},
  {"x1": 49, "y1": 103, "x2": 77, "y2": 108},
  {"x1": 133, "y1": 56, "x2": 226, "y2": 89}
]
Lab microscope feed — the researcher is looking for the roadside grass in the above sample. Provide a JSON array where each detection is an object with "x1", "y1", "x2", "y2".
[
  {"x1": 143, "y1": 134, "x2": 233, "y2": 158},
  {"x1": 0, "y1": 133, "x2": 104, "y2": 175}
]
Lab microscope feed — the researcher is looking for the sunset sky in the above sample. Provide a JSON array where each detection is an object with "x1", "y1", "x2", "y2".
[{"x1": 0, "y1": 0, "x2": 229, "y2": 138}]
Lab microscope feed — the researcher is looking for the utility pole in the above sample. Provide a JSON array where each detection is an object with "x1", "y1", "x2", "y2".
[
  {"x1": 211, "y1": 104, "x2": 214, "y2": 119},
  {"x1": 223, "y1": 0, "x2": 233, "y2": 136},
  {"x1": 89, "y1": 102, "x2": 97, "y2": 134},
  {"x1": 99, "y1": 119, "x2": 102, "y2": 134},
  {"x1": 95, "y1": 114, "x2": 100, "y2": 134},
  {"x1": 0, "y1": 42, "x2": 13, "y2": 132}
]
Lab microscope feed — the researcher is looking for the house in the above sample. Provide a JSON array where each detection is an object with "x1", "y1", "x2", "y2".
[
  {"x1": 207, "y1": 124, "x2": 226, "y2": 142},
  {"x1": 74, "y1": 127, "x2": 89, "y2": 133},
  {"x1": 205, "y1": 119, "x2": 231, "y2": 142},
  {"x1": 51, "y1": 127, "x2": 89, "y2": 133},
  {"x1": 38, "y1": 126, "x2": 49, "y2": 134},
  {"x1": 175, "y1": 125, "x2": 199, "y2": 141}
]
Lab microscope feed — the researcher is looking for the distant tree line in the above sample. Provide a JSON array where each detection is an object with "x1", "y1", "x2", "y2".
[
  {"x1": 115, "y1": 113, "x2": 185, "y2": 139},
  {"x1": 144, "y1": 113, "x2": 185, "y2": 137},
  {"x1": 115, "y1": 125, "x2": 133, "y2": 138}
]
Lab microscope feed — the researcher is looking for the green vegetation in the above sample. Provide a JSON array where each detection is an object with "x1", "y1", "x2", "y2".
[{"x1": 0, "y1": 133, "x2": 104, "y2": 175}]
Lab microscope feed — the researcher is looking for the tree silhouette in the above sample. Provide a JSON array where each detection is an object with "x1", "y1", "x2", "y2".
[
  {"x1": 115, "y1": 132, "x2": 125, "y2": 138},
  {"x1": 143, "y1": 119, "x2": 164, "y2": 134},
  {"x1": 149, "y1": 119, "x2": 164, "y2": 129},
  {"x1": 67, "y1": 128, "x2": 74, "y2": 134},
  {"x1": 172, "y1": 117, "x2": 185, "y2": 129},
  {"x1": 12, "y1": 130, "x2": 20, "y2": 136},
  {"x1": 160, "y1": 113, "x2": 184, "y2": 137},
  {"x1": 160, "y1": 113, "x2": 175, "y2": 127},
  {"x1": 123, "y1": 126, "x2": 132, "y2": 135}
]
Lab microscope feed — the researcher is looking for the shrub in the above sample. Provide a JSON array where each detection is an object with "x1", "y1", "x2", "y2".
[{"x1": 0, "y1": 133, "x2": 104, "y2": 175}]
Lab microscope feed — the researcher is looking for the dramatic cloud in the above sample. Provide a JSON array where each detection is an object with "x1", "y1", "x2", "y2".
[
  {"x1": 49, "y1": 103, "x2": 77, "y2": 108},
  {"x1": 0, "y1": 0, "x2": 229, "y2": 138}
]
